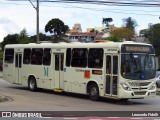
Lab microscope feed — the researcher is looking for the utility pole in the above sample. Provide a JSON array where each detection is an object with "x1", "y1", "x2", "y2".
[
  {"x1": 9, "y1": 0, "x2": 40, "y2": 43},
  {"x1": 29, "y1": 0, "x2": 39, "y2": 43},
  {"x1": 36, "y1": 0, "x2": 39, "y2": 44}
]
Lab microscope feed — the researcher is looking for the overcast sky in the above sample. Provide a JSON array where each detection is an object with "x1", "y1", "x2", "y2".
[{"x1": 0, "y1": 0, "x2": 160, "y2": 42}]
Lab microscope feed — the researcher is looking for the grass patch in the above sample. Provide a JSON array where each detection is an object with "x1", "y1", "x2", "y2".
[{"x1": 0, "y1": 95, "x2": 12, "y2": 102}]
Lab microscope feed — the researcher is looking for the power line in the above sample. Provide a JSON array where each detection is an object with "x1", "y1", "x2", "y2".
[
  {"x1": 41, "y1": 4, "x2": 160, "y2": 16},
  {"x1": 2, "y1": 1, "x2": 160, "y2": 17},
  {"x1": 28, "y1": 0, "x2": 36, "y2": 8},
  {"x1": 41, "y1": 0, "x2": 160, "y2": 7},
  {"x1": 2, "y1": 1, "x2": 160, "y2": 13},
  {"x1": 7, "y1": 0, "x2": 160, "y2": 7}
]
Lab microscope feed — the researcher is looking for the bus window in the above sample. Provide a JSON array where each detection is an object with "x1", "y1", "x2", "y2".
[
  {"x1": 5, "y1": 48, "x2": 14, "y2": 63},
  {"x1": 88, "y1": 48, "x2": 103, "y2": 68},
  {"x1": 43, "y1": 48, "x2": 51, "y2": 65},
  {"x1": 113, "y1": 56, "x2": 118, "y2": 74},
  {"x1": 23, "y1": 48, "x2": 31, "y2": 64},
  {"x1": 31, "y1": 48, "x2": 43, "y2": 65},
  {"x1": 55, "y1": 54, "x2": 64, "y2": 71},
  {"x1": 106, "y1": 55, "x2": 111, "y2": 74},
  {"x1": 66, "y1": 48, "x2": 71, "y2": 67},
  {"x1": 71, "y1": 48, "x2": 88, "y2": 68}
]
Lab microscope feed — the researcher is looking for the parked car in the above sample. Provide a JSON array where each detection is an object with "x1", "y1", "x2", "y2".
[{"x1": 156, "y1": 71, "x2": 160, "y2": 88}]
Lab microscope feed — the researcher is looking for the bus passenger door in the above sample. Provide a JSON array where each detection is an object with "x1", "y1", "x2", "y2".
[
  {"x1": 105, "y1": 54, "x2": 118, "y2": 97},
  {"x1": 54, "y1": 53, "x2": 64, "y2": 90},
  {"x1": 15, "y1": 53, "x2": 22, "y2": 84}
]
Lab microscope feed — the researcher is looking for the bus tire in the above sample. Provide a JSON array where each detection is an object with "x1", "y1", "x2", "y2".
[
  {"x1": 89, "y1": 83, "x2": 99, "y2": 101},
  {"x1": 28, "y1": 77, "x2": 37, "y2": 91}
]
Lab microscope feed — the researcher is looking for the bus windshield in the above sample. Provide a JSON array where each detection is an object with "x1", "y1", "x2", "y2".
[{"x1": 121, "y1": 54, "x2": 156, "y2": 80}]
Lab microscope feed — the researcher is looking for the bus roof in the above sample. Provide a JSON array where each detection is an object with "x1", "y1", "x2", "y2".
[{"x1": 4, "y1": 41, "x2": 152, "y2": 49}]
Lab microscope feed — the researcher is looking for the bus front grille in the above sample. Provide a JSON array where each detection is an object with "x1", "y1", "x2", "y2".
[
  {"x1": 134, "y1": 91, "x2": 147, "y2": 95},
  {"x1": 128, "y1": 82, "x2": 151, "y2": 87}
]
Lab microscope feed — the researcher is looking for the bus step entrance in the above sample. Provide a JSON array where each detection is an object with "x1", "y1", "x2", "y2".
[{"x1": 53, "y1": 89, "x2": 63, "y2": 92}]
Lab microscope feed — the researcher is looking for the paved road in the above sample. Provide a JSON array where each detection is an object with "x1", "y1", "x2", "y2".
[
  {"x1": 0, "y1": 73, "x2": 160, "y2": 119},
  {"x1": 0, "y1": 76, "x2": 160, "y2": 111}
]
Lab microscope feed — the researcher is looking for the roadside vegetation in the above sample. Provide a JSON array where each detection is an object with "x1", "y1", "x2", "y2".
[{"x1": 1, "y1": 17, "x2": 160, "y2": 67}]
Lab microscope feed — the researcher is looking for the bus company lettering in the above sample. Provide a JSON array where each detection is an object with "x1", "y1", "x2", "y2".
[{"x1": 75, "y1": 69, "x2": 85, "y2": 72}]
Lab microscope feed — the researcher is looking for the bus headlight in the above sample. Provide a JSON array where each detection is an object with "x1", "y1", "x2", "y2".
[
  {"x1": 148, "y1": 85, "x2": 156, "y2": 90},
  {"x1": 120, "y1": 82, "x2": 131, "y2": 91}
]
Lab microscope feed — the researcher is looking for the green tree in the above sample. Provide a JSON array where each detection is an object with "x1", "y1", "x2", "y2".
[
  {"x1": 106, "y1": 35, "x2": 122, "y2": 42},
  {"x1": 110, "y1": 27, "x2": 134, "y2": 41},
  {"x1": 1, "y1": 34, "x2": 19, "y2": 50},
  {"x1": 144, "y1": 23, "x2": 160, "y2": 56},
  {"x1": 90, "y1": 29, "x2": 99, "y2": 34},
  {"x1": 139, "y1": 29, "x2": 149, "y2": 37},
  {"x1": 102, "y1": 18, "x2": 113, "y2": 27},
  {"x1": 1, "y1": 29, "x2": 34, "y2": 50},
  {"x1": 45, "y1": 18, "x2": 69, "y2": 38},
  {"x1": 17, "y1": 28, "x2": 33, "y2": 44},
  {"x1": 31, "y1": 33, "x2": 51, "y2": 42},
  {"x1": 123, "y1": 17, "x2": 137, "y2": 33}
]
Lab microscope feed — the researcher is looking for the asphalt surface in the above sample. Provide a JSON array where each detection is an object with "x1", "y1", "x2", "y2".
[{"x1": 0, "y1": 71, "x2": 160, "y2": 102}]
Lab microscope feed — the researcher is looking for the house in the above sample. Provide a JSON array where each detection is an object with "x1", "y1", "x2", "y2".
[
  {"x1": 72, "y1": 23, "x2": 82, "y2": 32},
  {"x1": 69, "y1": 32, "x2": 95, "y2": 42},
  {"x1": 131, "y1": 36, "x2": 147, "y2": 43},
  {"x1": 86, "y1": 24, "x2": 118, "y2": 40}
]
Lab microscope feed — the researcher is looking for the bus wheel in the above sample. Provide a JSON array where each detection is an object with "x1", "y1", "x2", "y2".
[
  {"x1": 89, "y1": 83, "x2": 99, "y2": 101},
  {"x1": 28, "y1": 77, "x2": 37, "y2": 91}
]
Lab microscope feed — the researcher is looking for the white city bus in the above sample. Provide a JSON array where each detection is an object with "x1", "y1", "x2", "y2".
[{"x1": 3, "y1": 41, "x2": 157, "y2": 101}]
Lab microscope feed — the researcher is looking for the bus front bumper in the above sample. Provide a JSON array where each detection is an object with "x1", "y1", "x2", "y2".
[{"x1": 118, "y1": 87, "x2": 156, "y2": 99}]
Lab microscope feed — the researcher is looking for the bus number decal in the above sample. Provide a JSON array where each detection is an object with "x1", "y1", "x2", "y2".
[{"x1": 44, "y1": 67, "x2": 48, "y2": 77}]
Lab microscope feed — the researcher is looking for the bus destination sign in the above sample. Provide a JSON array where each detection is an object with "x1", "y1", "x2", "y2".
[
  {"x1": 122, "y1": 44, "x2": 154, "y2": 54},
  {"x1": 126, "y1": 46, "x2": 149, "y2": 52}
]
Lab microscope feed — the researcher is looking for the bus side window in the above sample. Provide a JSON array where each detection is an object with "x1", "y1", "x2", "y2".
[
  {"x1": 4, "y1": 48, "x2": 14, "y2": 63},
  {"x1": 23, "y1": 48, "x2": 31, "y2": 64},
  {"x1": 71, "y1": 48, "x2": 87, "y2": 68},
  {"x1": 113, "y1": 56, "x2": 118, "y2": 74},
  {"x1": 88, "y1": 48, "x2": 104, "y2": 68},
  {"x1": 66, "y1": 48, "x2": 71, "y2": 67},
  {"x1": 106, "y1": 56, "x2": 111, "y2": 74},
  {"x1": 31, "y1": 48, "x2": 43, "y2": 65},
  {"x1": 43, "y1": 48, "x2": 51, "y2": 66}
]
